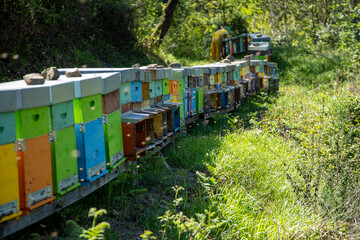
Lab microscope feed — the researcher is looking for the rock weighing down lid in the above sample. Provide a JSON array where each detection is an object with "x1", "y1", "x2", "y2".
[
  {"x1": 120, "y1": 111, "x2": 150, "y2": 124},
  {"x1": 58, "y1": 74, "x2": 102, "y2": 98},
  {"x1": 0, "y1": 79, "x2": 75, "y2": 112}
]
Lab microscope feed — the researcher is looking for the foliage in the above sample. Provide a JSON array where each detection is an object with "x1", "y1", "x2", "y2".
[
  {"x1": 80, "y1": 208, "x2": 110, "y2": 240},
  {"x1": 0, "y1": 0, "x2": 162, "y2": 82},
  {"x1": 63, "y1": 208, "x2": 110, "y2": 240}
]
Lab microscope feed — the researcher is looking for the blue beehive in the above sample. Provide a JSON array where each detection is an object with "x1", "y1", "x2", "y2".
[
  {"x1": 172, "y1": 107, "x2": 181, "y2": 132},
  {"x1": 163, "y1": 94, "x2": 170, "y2": 102},
  {"x1": 131, "y1": 81, "x2": 142, "y2": 103},
  {"x1": 187, "y1": 90, "x2": 192, "y2": 117},
  {"x1": 191, "y1": 89, "x2": 197, "y2": 115},
  {"x1": 183, "y1": 89, "x2": 189, "y2": 118},
  {"x1": 75, "y1": 118, "x2": 108, "y2": 186},
  {"x1": 221, "y1": 90, "x2": 229, "y2": 109}
]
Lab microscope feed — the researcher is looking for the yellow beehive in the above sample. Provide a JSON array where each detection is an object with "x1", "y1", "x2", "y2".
[{"x1": 0, "y1": 143, "x2": 22, "y2": 223}]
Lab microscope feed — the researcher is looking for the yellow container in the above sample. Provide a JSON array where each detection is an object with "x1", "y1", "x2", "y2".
[
  {"x1": 240, "y1": 68, "x2": 244, "y2": 76},
  {"x1": 0, "y1": 143, "x2": 22, "y2": 223},
  {"x1": 216, "y1": 73, "x2": 222, "y2": 84}
]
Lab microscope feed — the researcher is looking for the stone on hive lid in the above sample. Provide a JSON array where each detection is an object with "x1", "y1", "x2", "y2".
[
  {"x1": 41, "y1": 66, "x2": 60, "y2": 80},
  {"x1": 170, "y1": 62, "x2": 181, "y2": 68},
  {"x1": 23, "y1": 73, "x2": 45, "y2": 85},
  {"x1": 226, "y1": 55, "x2": 236, "y2": 62},
  {"x1": 147, "y1": 64, "x2": 158, "y2": 68},
  {"x1": 65, "y1": 68, "x2": 82, "y2": 77},
  {"x1": 132, "y1": 63, "x2": 141, "y2": 69},
  {"x1": 220, "y1": 59, "x2": 231, "y2": 64}
]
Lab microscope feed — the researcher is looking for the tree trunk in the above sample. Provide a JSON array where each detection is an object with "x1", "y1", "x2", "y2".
[{"x1": 150, "y1": 0, "x2": 179, "y2": 47}]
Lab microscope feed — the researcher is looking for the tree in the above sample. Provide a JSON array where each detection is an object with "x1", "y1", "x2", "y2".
[{"x1": 150, "y1": 0, "x2": 179, "y2": 47}]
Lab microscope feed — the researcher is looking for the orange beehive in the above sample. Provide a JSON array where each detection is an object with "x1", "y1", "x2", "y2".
[{"x1": 17, "y1": 135, "x2": 54, "y2": 215}]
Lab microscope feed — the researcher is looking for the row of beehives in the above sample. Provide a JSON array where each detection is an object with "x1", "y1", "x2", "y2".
[
  {"x1": 0, "y1": 59, "x2": 279, "y2": 225},
  {"x1": 223, "y1": 33, "x2": 272, "y2": 61}
]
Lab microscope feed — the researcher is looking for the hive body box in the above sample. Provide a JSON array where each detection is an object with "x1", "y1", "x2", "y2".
[
  {"x1": 0, "y1": 112, "x2": 16, "y2": 145},
  {"x1": 73, "y1": 94, "x2": 103, "y2": 124},
  {"x1": 103, "y1": 110, "x2": 125, "y2": 170},
  {"x1": 0, "y1": 112, "x2": 19, "y2": 222},
  {"x1": 221, "y1": 90, "x2": 229, "y2": 109},
  {"x1": 17, "y1": 135, "x2": 54, "y2": 215},
  {"x1": 50, "y1": 126, "x2": 80, "y2": 196},
  {"x1": 145, "y1": 117, "x2": 156, "y2": 149},
  {"x1": 0, "y1": 143, "x2": 21, "y2": 222},
  {"x1": 162, "y1": 79, "x2": 170, "y2": 96},
  {"x1": 191, "y1": 89, "x2": 197, "y2": 116},
  {"x1": 172, "y1": 107, "x2": 181, "y2": 132},
  {"x1": 121, "y1": 112, "x2": 149, "y2": 161},
  {"x1": 75, "y1": 118, "x2": 108, "y2": 186},
  {"x1": 102, "y1": 90, "x2": 120, "y2": 115},
  {"x1": 122, "y1": 120, "x2": 147, "y2": 161},
  {"x1": 120, "y1": 82, "x2": 132, "y2": 105},
  {"x1": 196, "y1": 87, "x2": 204, "y2": 114},
  {"x1": 131, "y1": 81, "x2": 142, "y2": 103},
  {"x1": 51, "y1": 101, "x2": 74, "y2": 131},
  {"x1": 15, "y1": 106, "x2": 50, "y2": 140}
]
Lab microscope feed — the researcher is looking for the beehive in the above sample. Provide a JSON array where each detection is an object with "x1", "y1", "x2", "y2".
[
  {"x1": 103, "y1": 110, "x2": 125, "y2": 170},
  {"x1": 0, "y1": 143, "x2": 21, "y2": 222},
  {"x1": 17, "y1": 135, "x2": 55, "y2": 214},
  {"x1": 50, "y1": 126, "x2": 80, "y2": 196},
  {"x1": 75, "y1": 118, "x2": 108, "y2": 186}
]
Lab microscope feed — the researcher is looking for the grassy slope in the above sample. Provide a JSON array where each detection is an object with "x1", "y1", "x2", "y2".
[{"x1": 7, "y1": 47, "x2": 360, "y2": 239}]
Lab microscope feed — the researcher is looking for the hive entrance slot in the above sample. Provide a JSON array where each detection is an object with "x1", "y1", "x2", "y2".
[
  {"x1": 60, "y1": 113, "x2": 67, "y2": 119},
  {"x1": 32, "y1": 114, "x2": 40, "y2": 122}
]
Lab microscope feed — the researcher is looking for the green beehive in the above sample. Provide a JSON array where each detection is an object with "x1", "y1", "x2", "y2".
[
  {"x1": 196, "y1": 87, "x2": 204, "y2": 114},
  {"x1": 179, "y1": 92, "x2": 184, "y2": 120},
  {"x1": 50, "y1": 126, "x2": 80, "y2": 197},
  {"x1": 15, "y1": 106, "x2": 51, "y2": 139},
  {"x1": 149, "y1": 81, "x2": 156, "y2": 98},
  {"x1": 155, "y1": 80, "x2": 163, "y2": 97},
  {"x1": 73, "y1": 94, "x2": 102, "y2": 124},
  {"x1": 51, "y1": 100, "x2": 75, "y2": 131},
  {"x1": 162, "y1": 78, "x2": 170, "y2": 95},
  {"x1": 103, "y1": 110, "x2": 125, "y2": 170},
  {"x1": 120, "y1": 82, "x2": 132, "y2": 104}
]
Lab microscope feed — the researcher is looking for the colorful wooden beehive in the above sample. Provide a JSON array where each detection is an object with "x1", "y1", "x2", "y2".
[
  {"x1": 121, "y1": 112, "x2": 149, "y2": 161},
  {"x1": 45, "y1": 80, "x2": 81, "y2": 197},
  {"x1": 58, "y1": 75, "x2": 109, "y2": 186},
  {"x1": 172, "y1": 106, "x2": 181, "y2": 132},
  {"x1": 0, "y1": 80, "x2": 56, "y2": 215},
  {"x1": 227, "y1": 86, "x2": 235, "y2": 106},
  {"x1": 102, "y1": 110, "x2": 125, "y2": 169},
  {"x1": 138, "y1": 107, "x2": 167, "y2": 149},
  {"x1": 221, "y1": 89, "x2": 229, "y2": 109},
  {"x1": 75, "y1": 118, "x2": 108, "y2": 185},
  {"x1": 0, "y1": 87, "x2": 21, "y2": 222}
]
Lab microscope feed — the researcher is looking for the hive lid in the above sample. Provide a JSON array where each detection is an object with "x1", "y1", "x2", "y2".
[
  {"x1": 0, "y1": 80, "x2": 51, "y2": 111},
  {"x1": 121, "y1": 111, "x2": 150, "y2": 124},
  {"x1": 58, "y1": 74, "x2": 102, "y2": 98}
]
